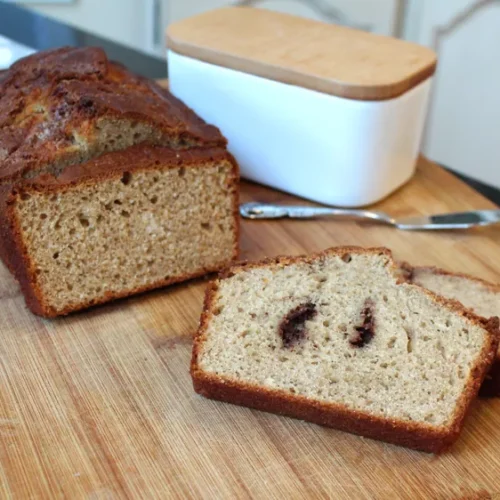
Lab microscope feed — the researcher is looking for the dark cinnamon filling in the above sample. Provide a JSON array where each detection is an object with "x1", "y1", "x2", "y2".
[
  {"x1": 350, "y1": 300, "x2": 375, "y2": 348},
  {"x1": 279, "y1": 302, "x2": 317, "y2": 348}
]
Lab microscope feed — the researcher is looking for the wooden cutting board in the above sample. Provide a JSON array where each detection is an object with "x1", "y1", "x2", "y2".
[{"x1": 1, "y1": 157, "x2": 500, "y2": 499}]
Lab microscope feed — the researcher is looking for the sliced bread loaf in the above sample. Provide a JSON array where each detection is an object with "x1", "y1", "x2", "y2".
[
  {"x1": 0, "y1": 146, "x2": 239, "y2": 317},
  {"x1": 403, "y1": 264, "x2": 500, "y2": 397},
  {"x1": 191, "y1": 247, "x2": 498, "y2": 453}
]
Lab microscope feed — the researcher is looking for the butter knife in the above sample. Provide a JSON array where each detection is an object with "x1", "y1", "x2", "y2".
[{"x1": 240, "y1": 202, "x2": 500, "y2": 231}]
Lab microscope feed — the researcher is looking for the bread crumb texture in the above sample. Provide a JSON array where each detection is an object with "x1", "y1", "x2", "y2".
[
  {"x1": 199, "y1": 251, "x2": 488, "y2": 426},
  {"x1": 16, "y1": 161, "x2": 236, "y2": 314}
]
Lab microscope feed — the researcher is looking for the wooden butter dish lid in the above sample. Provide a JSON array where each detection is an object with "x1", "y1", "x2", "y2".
[{"x1": 167, "y1": 7, "x2": 437, "y2": 101}]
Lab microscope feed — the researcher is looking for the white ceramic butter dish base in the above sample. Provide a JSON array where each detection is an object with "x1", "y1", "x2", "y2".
[
  {"x1": 168, "y1": 51, "x2": 431, "y2": 207},
  {"x1": 167, "y1": 8, "x2": 436, "y2": 207}
]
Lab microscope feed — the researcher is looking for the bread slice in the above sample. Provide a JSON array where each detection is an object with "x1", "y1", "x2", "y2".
[
  {"x1": 402, "y1": 264, "x2": 500, "y2": 397},
  {"x1": 191, "y1": 247, "x2": 499, "y2": 453},
  {"x1": 0, "y1": 47, "x2": 225, "y2": 184},
  {"x1": 0, "y1": 146, "x2": 239, "y2": 317}
]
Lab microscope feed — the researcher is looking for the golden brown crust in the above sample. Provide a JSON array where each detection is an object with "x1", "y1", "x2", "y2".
[
  {"x1": 192, "y1": 373, "x2": 457, "y2": 453},
  {"x1": 0, "y1": 145, "x2": 240, "y2": 317},
  {"x1": 0, "y1": 184, "x2": 16, "y2": 273},
  {"x1": 0, "y1": 47, "x2": 225, "y2": 184},
  {"x1": 191, "y1": 246, "x2": 499, "y2": 453},
  {"x1": 395, "y1": 260, "x2": 413, "y2": 282}
]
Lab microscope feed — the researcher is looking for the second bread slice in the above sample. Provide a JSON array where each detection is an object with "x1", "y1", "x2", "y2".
[
  {"x1": 192, "y1": 247, "x2": 498, "y2": 453},
  {"x1": 403, "y1": 264, "x2": 500, "y2": 397}
]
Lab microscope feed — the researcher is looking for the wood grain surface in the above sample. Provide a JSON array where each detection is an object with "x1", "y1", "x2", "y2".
[
  {"x1": 1, "y1": 157, "x2": 500, "y2": 499},
  {"x1": 166, "y1": 7, "x2": 437, "y2": 101}
]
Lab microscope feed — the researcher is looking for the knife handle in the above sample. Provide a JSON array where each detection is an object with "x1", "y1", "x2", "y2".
[{"x1": 239, "y1": 202, "x2": 392, "y2": 225}]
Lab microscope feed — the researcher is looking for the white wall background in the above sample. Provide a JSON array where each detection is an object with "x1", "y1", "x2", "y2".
[
  {"x1": 19, "y1": 0, "x2": 152, "y2": 54},
  {"x1": 408, "y1": 0, "x2": 500, "y2": 188}
]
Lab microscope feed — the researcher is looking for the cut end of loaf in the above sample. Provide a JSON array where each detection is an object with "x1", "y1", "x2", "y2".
[
  {"x1": 8, "y1": 148, "x2": 239, "y2": 316},
  {"x1": 192, "y1": 247, "x2": 498, "y2": 452}
]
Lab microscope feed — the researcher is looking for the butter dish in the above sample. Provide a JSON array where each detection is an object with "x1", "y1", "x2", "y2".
[{"x1": 167, "y1": 7, "x2": 437, "y2": 207}]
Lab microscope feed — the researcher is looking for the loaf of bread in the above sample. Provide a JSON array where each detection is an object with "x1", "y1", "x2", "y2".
[
  {"x1": 0, "y1": 47, "x2": 239, "y2": 316},
  {"x1": 191, "y1": 247, "x2": 499, "y2": 453},
  {"x1": 402, "y1": 264, "x2": 500, "y2": 397}
]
